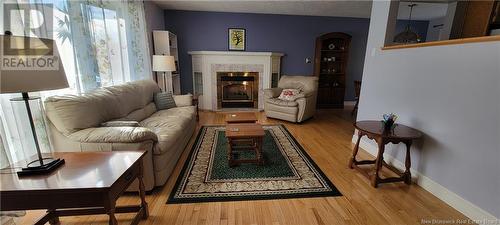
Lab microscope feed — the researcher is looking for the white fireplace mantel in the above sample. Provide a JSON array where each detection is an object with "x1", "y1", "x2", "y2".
[
  {"x1": 189, "y1": 51, "x2": 284, "y2": 111},
  {"x1": 188, "y1": 51, "x2": 284, "y2": 57}
]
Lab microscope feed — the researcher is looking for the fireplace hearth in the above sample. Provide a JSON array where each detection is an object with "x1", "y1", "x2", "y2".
[{"x1": 217, "y1": 72, "x2": 259, "y2": 108}]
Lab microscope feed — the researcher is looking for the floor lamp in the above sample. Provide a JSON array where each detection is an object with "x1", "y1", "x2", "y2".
[
  {"x1": 152, "y1": 55, "x2": 176, "y2": 92},
  {"x1": 0, "y1": 35, "x2": 69, "y2": 176}
]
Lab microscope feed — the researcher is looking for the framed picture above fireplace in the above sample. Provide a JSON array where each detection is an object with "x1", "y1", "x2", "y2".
[{"x1": 228, "y1": 28, "x2": 246, "y2": 51}]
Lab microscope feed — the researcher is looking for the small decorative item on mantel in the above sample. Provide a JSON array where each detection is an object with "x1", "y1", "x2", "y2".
[{"x1": 381, "y1": 113, "x2": 398, "y2": 131}]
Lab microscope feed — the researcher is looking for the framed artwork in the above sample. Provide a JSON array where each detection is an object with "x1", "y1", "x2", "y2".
[{"x1": 228, "y1": 28, "x2": 246, "y2": 51}]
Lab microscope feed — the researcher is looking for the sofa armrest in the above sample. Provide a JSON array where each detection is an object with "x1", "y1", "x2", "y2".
[
  {"x1": 68, "y1": 127, "x2": 158, "y2": 143},
  {"x1": 295, "y1": 93, "x2": 317, "y2": 122},
  {"x1": 264, "y1": 88, "x2": 283, "y2": 99},
  {"x1": 173, "y1": 94, "x2": 193, "y2": 107}
]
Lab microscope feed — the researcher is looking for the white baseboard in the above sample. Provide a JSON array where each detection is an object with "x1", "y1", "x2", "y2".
[{"x1": 351, "y1": 134, "x2": 498, "y2": 222}]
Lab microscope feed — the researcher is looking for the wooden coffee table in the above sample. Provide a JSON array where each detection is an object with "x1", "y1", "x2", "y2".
[
  {"x1": 225, "y1": 112, "x2": 258, "y2": 123},
  {"x1": 226, "y1": 123, "x2": 265, "y2": 167},
  {"x1": 0, "y1": 151, "x2": 148, "y2": 225},
  {"x1": 349, "y1": 121, "x2": 422, "y2": 188}
]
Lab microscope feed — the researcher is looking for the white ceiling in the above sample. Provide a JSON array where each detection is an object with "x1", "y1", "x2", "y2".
[
  {"x1": 398, "y1": 2, "x2": 449, "y2": 21},
  {"x1": 151, "y1": 0, "x2": 451, "y2": 20},
  {"x1": 152, "y1": 0, "x2": 374, "y2": 18}
]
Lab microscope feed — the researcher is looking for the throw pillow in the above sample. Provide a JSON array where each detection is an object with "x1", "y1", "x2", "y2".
[
  {"x1": 154, "y1": 91, "x2": 177, "y2": 110},
  {"x1": 101, "y1": 121, "x2": 140, "y2": 127},
  {"x1": 278, "y1": 89, "x2": 302, "y2": 101}
]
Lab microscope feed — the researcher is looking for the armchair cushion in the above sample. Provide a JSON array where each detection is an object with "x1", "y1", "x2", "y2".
[
  {"x1": 278, "y1": 75, "x2": 318, "y2": 94},
  {"x1": 266, "y1": 98, "x2": 299, "y2": 107},
  {"x1": 264, "y1": 88, "x2": 283, "y2": 99},
  {"x1": 68, "y1": 127, "x2": 158, "y2": 143}
]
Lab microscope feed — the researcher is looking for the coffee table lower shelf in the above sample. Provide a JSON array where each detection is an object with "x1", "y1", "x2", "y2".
[
  {"x1": 34, "y1": 204, "x2": 147, "y2": 225},
  {"x1": 225, "y1": 123, "x2": 265, "y2": 167}
]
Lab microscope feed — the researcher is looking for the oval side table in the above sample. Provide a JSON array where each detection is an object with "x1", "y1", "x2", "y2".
[{"x1": 349, "y1": 120, "x2": 422, "y2": 188}]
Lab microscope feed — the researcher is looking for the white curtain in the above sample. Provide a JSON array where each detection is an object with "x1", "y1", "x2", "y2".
[{"x1": 0, "y1": 0, "x2": 152, "y2": 163}]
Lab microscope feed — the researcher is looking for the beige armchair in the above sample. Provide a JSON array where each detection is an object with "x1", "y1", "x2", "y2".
[{"x1": 264, "y1": 75, "x2": 319, "y2": 123}]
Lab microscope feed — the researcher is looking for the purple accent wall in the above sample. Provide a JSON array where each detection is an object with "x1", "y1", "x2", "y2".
[
  {"x1": 144, "y1": 1, "x2": 165, "y2": 63},
  {"x1": 164, "y1": 10, "x2": 370, "y2": 101}
]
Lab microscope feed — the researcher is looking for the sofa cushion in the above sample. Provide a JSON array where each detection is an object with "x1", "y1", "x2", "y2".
[
  {"x1": 266, "y1": 98, "x2": 299, "y2": 107},
  {"x1": 101, "y1": 121, "x2": 140, "y2": 127},
  {"x1": 45, "y1": 79, "x2": 160, "y2": 135},
  {"x1": 149, "y1": 106, "x2": 196, "y2": 120},
  {"x1": 68, "y1": 127, "x2": 158, "y2": 143},
  {"x1": 45, "y1": 89, "x2": 120, "y2": 135},
  {"x1": 140, "y1": 106, "x2": 196, "y2": 155},
  {"x1": 104, "y1": 79, "x2": 161, "y2": 116},
  {"x1": 119, "y1": 102, "x2": 157, "y2": 122},
  {"x1": 154, "y1": 92, "x2": 177, "y2": 110}
]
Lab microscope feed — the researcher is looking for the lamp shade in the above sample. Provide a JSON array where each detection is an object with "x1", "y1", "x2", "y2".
[
  {"x1": 152, "y1": 55, "x2": 175, "y2": 72},
  {"x1": 0, "y1": 35, "x2": 68, "y2": 93}
]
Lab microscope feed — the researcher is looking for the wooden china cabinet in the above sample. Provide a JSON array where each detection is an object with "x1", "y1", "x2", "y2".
[{"x1": 314, "y1": 32, "x2": 351, "y2": 109}]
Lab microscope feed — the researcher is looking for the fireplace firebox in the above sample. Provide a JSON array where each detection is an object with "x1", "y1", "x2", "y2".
[{"x1": 217, "y1": 72, "x2": 259, "y2": 108}]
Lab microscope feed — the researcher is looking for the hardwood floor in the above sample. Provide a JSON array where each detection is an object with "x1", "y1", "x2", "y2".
[{"x1": 19, "y1": 108, "x2": 470, "y2": 225}]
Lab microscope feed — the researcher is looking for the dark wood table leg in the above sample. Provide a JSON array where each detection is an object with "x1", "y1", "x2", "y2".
[
  {"x1": 104, "y1": 197, "x2": 118, "y2": 225},
  {"x1": 34, "y1": 211, "x2": 56, "y2": 225},
  {"x1": 47, "y1": 209, "x2": 60, "y2": 225},
  {"x1": 138, "y1": 161, "x2": 149, "y2": 219},
  {"x1": 349, "y1": 131, "x2": 363, "y2": 168},
  {"x1": 256, "y1": 137, "x2": 264, "y2": 165},
  {"x1": 372, "y1": 138, "x2": 385, "y2": 188},
  {"x1": 403, "y1": 140, "x2": 413, "y2": 184},
  {"x1": 227, "y1": 138, "x2": 235, "y2": 167}
]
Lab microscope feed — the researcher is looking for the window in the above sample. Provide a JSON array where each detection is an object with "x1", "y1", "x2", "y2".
[{"x1": 0, "y1": 0, "x2": 152, "y2": 163}]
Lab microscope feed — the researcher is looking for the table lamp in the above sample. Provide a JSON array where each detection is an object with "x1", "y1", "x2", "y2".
[
  {"x1": 152, "y1": 55, "x2": 176, "y2": 92},
  {"x1": 0, "y1": 34, "x2": 68, "y2": 176}
]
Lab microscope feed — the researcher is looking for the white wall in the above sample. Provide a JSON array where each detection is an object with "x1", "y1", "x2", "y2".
[
  {"x1": 426, "y1": 17, "x2": 445, "y2": 42},
  {"x1": 440, "y1": 2, "x2": 456, "y2": 41},
  {"x1": 358, "y1": 0, "x2": 500, "y2": 221}
]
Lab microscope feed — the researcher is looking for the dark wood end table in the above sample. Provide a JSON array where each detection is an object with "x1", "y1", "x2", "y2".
[
  {"x1": 226, "y1": 123, "x2": 265, "y2": 167},
  {"x1": 193, "y1": 94, "x2": 199, "y2": 121},
  {"x1": 0, "y1": 151, "x2": 149, "y2": 225},
  {"x1": 225, "y1": 112, "x2": 258, "y2": 124},
  {"x1": 349, "y1": 121, "x2": 422, "y2": 188}
]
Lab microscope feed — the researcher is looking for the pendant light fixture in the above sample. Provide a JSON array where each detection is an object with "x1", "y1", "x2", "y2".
[{"x1": 394, "y1": 2, "x2": 421, "y2": 44}]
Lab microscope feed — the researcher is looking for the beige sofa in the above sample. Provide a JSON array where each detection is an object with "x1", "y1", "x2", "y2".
[
  {"x1": 264, "y1": 75, "x2": 319, "y2": 123},
  {"x1": 44, "y1": 80, "x2": 197, "y2": 191}
]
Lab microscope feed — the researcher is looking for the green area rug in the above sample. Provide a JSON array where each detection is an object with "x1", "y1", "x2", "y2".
[{"x1": 167, "y1": 125, "x2": 341, "y2": 204}]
